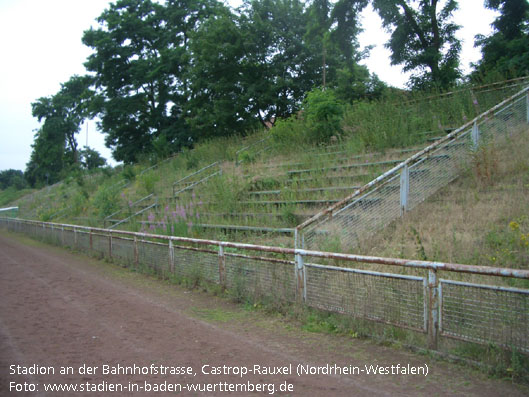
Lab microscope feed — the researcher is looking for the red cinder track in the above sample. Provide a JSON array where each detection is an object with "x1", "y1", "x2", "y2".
[{"x1": 0, "y1": 233, "x2": 526, "y2": 396}]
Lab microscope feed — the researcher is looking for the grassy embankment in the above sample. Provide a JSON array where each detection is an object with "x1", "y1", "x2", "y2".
[
  {"x1": 10, "y1": 80, "x2": 525, "y2": 252},
  {"x1": 11, "y1": 81, "x2": 515, "y2": 245}
]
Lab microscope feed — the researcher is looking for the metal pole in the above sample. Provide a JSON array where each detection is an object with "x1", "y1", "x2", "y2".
[
  {"x1": 471, "y1": 121, "x2": 480, "y2": 149},
  {"x1": 169, "y1": 240, "x2": 175, "y2": 273},
  {"x1": 134, "y1": 236, "x2": 139, "y2": 265},
  {"x1": 218, "y1": 244, "x2": 226, "y2": 288},
  {"x1": 400, "y1": 164, "x2": 409, "y2": 215},
  {"x1": 295, "y1": 252, "x2": 305, "y2": 303},
  {"x1": 427, "y1": 269, "x2": 439, "y2": 350},
  {"x1": 108, "y1": 231, "x2": 113, "y2": 259}
]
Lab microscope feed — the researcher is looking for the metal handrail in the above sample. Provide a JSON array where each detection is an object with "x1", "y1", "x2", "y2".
[
  {"x1": 104, "y1": 193, "x2": 155, "y2": 222},
  {"x1": 109, "y1": 201, "x2": 158, "y2": 229},
  {"x1": 3, "y1": 217, "x2": 529, "y2": 280},
  {"x1": 173, "y1": 170, "x2": 222, "y2": 197},
  {"x1": 235, "y1": 137, "x2": 270, "y2": 165}
]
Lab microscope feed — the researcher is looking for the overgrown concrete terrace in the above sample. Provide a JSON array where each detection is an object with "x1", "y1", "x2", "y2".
[{"x1": 127, "y1": 142, "x2": 437, "y2": 247}]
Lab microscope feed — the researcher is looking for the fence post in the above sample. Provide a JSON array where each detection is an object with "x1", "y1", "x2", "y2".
[
  {"x1": 108, "y1": 231, "x2": 113, "y2": 259},
  {"x1": 74, "y1": 227, "x2": 78, "y2": 249},
  {"x1": 295, "y1": 252, "x2": 306, "y2": 303},
  {"x1": 134, "y1": 236, "x2": 139, "y2": 265},
  {"x1": 169, "y1": 239, "x2": 175, "y2": 273},
  {"x1": 400, "y1": 164, "x2": 409, "y2": 216},
  {"x1": 471, "y1": 121, "x2": 480, "y2": 149},
  {"x1": 61, "y1": 226, "x2": 65, "y2": 246},
  {"x1": 89, "y1": 228, "x2": 93, "y2": 252},
  {"x1": 427, "y1": 269, "x2": 439, "y2": 350},
  {"x1": 218, "y1": 244, "x2": 226, "y2": 288}
]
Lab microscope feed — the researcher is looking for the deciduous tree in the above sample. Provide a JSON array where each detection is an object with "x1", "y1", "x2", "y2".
[
  {"x1": 473, "y1": 0, "x2": 529, "y2": 78},
  {"x1": 26, "y1": 75, "x2": 93, "y2": 187},
  {"x1": 372, "y1": 0, "x2": 461, "y2": 89}
]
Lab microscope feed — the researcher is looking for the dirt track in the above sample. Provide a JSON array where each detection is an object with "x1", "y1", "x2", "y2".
[{"x1": 0, "y1": 232, "x2": 526, "y2": 396}]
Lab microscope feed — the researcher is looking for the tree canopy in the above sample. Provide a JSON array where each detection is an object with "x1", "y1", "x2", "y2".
[
  {"x1": 372, "y1": 0, "x2": 461, "y2": 89},
  {"x1": 26, "y1": 75, "x2": 94, "y2": 187},
  {"x1": 473, "y1": 0, "x2": 529, "y2": 79},
  {"x1": 27, "y1": 0, "x2": 520, "y2": 174},
  {"x1": 78, "y1": 0, "x2": 380, "y2": 163},
  {"x1": 0, "y1": 170, "x2": 27, "y2": 191}
]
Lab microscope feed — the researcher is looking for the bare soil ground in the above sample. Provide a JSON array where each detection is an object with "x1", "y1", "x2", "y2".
[{"x1": 0, "y1": 231, "x2": 527, "y2": 396}]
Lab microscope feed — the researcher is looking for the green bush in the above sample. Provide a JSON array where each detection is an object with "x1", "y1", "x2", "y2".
[
  {"x1": 122, "y1": 165, "x2": 136, "y2": 181},
  {"x1": 138, "y1": 171, "x2": 159, "y2": 195},
  {"x1": 271, "y1": 88, "x2": 344, "y2": 147},
  {"x1": 92, "y1": 186, "x2": 120, "y2": 218},
  {"x1": 303, "y1": 88, "x2": 344, "y2": 142}
]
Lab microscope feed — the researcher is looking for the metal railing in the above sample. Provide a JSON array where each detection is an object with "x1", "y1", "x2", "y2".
[
  {"x1": 0, "y1": 207, "x2": 18, "y2": 217},
  {"x1": 2, "y1": 217, "x2": 528, "y2": 354},
  {"x1": 109, "y1": 199, "x2": 158, "y2": 230},
  {"x1": 172, "y1": 162, "x2": 221, "y2": 197},
  {"x1": 104, "y1": 193, "x2": 156, "y2": 227},
  {"x1": 297, "y1": 85, "x2": 529, "y2": 251},
  {"x1": 235, "y1": 137, "x2": 271, "y2": 166}
]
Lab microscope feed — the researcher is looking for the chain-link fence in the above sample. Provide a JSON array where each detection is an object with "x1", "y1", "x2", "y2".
[
  {"x1": 2, "y1": 218, "x2": 529, "y2": 354},
  {"x1": 298, "y1": 86, "x2": 529, "y2": 251}
]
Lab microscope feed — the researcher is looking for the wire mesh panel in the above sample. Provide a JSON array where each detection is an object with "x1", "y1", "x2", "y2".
[
  {"x1": 490, "y1": 97, "x2": 528, "y2": 135},
  {"x1": 224, "y1": 255, "x2": 295, "y2": 302},
  {"x1": 111, "y1": 236, "x2": 136, "y2": 265},
  {"x1": 50, "y1": 226, "x2": 63, "y2": 246},
  {"x1": 408, "y1": 131, "x2": 472, "y2": 210},
  {"x1": 172, "y1": 247, "x2": 219, "y2": 283},
  {"x1": 305, "y1": 264, "x2": 426, "y2": 331},
  {"x1": 303, "y1": 174, "x2": 401, "y2": 250},
  {"x1": 92, "y1": 233, "x2": 109, "y2": 257},
  {"x1": 137, "y1": 240, "x2": 170, "y2": 274},
  {"x1": 76, "y1": 231, "x2": 91, "y2": 252},
  {"x1": 39, "y1": 224, "x2": 52, "y2": 244},
  {"x1": 63, "y1": 228, "x2": 75, "y2": 249},
  {"x1": 33, "y1": 223, "x2": 41, "y2": 239},
  {"x1": 440, "y1": 280, "x2": 529, "y2": 352}
]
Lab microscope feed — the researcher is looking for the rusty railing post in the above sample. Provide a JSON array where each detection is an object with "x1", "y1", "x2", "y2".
[
  {"x1": 108, "y1": 230, "x2": 113, "y2": 259},
  {"x1": 169, "y1": 239, "x2": 175, "y2": 273},
  {"x1": 218, "y1": 244, "x2": 226, "y2": 288},
  {"x1": 134, "y1": 235, "x2": 139, "y2": 265},
  {"x1": 427, "y1": 269, "x2": 439, "y2": 350},
  {"x1": 295, "y1": 252, "x2": 306, "y2": 303}
]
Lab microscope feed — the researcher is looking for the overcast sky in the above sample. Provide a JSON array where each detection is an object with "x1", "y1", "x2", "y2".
[{"x1": 0, "y1": 0, "x2": 498, "y2": 172}]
